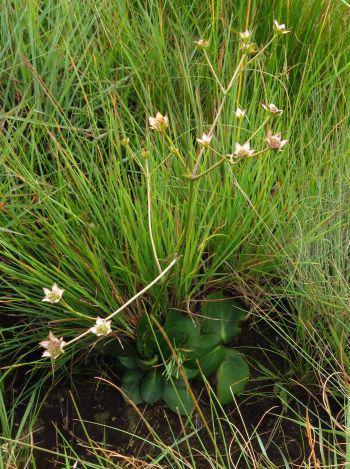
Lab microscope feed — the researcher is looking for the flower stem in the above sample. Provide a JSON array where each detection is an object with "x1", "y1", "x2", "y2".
[
  {"x1": 63, "y1": 257, "x2": 178, "y2": 349},
  {"x1": 145, "y1": 158, "x2": 162, "y2": 275},
  {"x1": 203, "y1": 50, "x2": 226, "y2": 94},
  {"x1": 105, "y1": 256, "x2": 178, "y2": 321},
  {"x1": 191, "y1": 56, "x2": 245, "y2": 177},
  {"x1": 190, "y1": 155, "x2": 228, "y2": 180}
]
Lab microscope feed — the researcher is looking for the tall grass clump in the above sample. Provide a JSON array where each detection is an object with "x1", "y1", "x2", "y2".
[{"x1": 0, "y1": 0, "x2": 350, "y2": 465}]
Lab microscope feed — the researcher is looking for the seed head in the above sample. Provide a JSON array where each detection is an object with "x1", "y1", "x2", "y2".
[
  {"x1": 262, "y1": 103, "x2": 283, "y2": 115},
  {"x1": 194, "y1": 39, "x2": 209, "y2": 49},
  {"x1": 266, "y1": 131, "x2": 288, "y2": 151},
  {"x1": 240, "y1": 42, "x2": 257, "y2": 55},
  {"x1": 230, "y1": 142, "x2": 254, "y2": 161},
  {"x1": 121, "y1": 137, "x2": 130, "y2": 146},
  {"x1": 149, "y1": 112, "x2": 169, "y2": 132},
  {"x1": 40, "y1": 331, "x2": 66, "y2": 359}
]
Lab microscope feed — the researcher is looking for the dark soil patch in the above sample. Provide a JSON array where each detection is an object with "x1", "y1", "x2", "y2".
[{"x1": 5, "y1": 314, "x2": 339, "y2": 468}]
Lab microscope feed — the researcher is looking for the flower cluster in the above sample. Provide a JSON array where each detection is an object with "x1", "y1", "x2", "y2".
[
  {"x1": 89, "y1": 317, "x2": 112, "y2": 336},
  {"x1": 266, "y1": 131, "x2": 288, "y2": 151},
  {"x1": 39, "y1": 19, "x2": 290, "y2": 362},
  {"x1": 149, "y1": 112, "x2": 169, "y2": 132},
  {"x1": 42, "y1": 283, "x2": 64, "y2": 303},
  {"x1": 231, "y1": 142, "x2": 254, "y2": 161},
  {"x1": 196, "y1": 133, "x2": 212, "y2": 147},
  {"x1": 40, "y1": 283, "x2": 113, "y2": 359},
  {"x1": 273, "y1": 20, "x2": 291, "y2": 35},
  {"x1": 262, "y1": 103, "x2": 283, "y2": 115},
  {"x1": 40, "y1": 331, "x2": 66, "y2": 359}
]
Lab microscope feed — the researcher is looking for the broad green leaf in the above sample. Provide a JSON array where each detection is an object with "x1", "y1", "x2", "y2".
[
  {"x1": 197, "y1": 345, "x2": 226, "y2": 376},
  {"x1": 216, "y1": 350, "x2": 250, "y2": 405},
  {"x1": 163, "y1": 379, "x2": 195, "y2": 415},
  {"x1": 140, "y1": 369, "x2": 163, "y2": 405},
  {"x1": 119, "y1": 355, "x2": 138, "y2": 369},
  {"x1": 164, "y1": 309, "x2": 200, "y2": 346},
  {"x1": 170, "y1": 361, "x2": 199, "y2": 380},
  {"x1": 121, "y1": 369, "x2": 145, "y2": 405},
  {"x1": 202, "y1": 291, "x2": 246, "y2": 343},
  {"x1": 186, "y1": 333, "x2": 221, "y2": 359}
]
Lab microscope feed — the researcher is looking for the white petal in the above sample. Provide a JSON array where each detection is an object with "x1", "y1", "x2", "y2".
[
  {"x1": 42, "y1": 297, "x2": 50, "y2": 302},
  {"x1": 43, "y1": 288, "x2": 51, "y2": 295},
  {"x1": 42, "y1": 351, "x2": 52, "y2": 358},
  {"x1": 39, "y1": 340, "x2": 49, "y2": 348},
  {"x1": 89, "y1": 327, "x2": 97, "y2": 334}
]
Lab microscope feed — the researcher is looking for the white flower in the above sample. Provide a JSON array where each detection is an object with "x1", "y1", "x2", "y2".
[
  {"x1": 194, "y1": 39, "x2": 209, "y2": 49},
  {"x1": 40, "y1": 331, "x2": 66, "y2": 359},
  {"x1": 196, "y1": 133, "x2": 212, "y2": 147},
  {"x1": 239, "y1": 30, "x2": 251, "y2": 43},
  {"x1": 273, "y1": 20, "x2": 290, "y2": 35},
  {"x1": 230, "y1": 142, "x2": 254, "y2": 161},
  {"x1": 42, "y1": 283, "x2": 64, "y2": 303},
  {"x1": 234, "y1": 107, "x2": 246, "y2": 119},
  {"x1": 148, "y1": 112, "x2": 169, "y2": 132},
  {"x1": 262, "y1": 103, "x2": 283, "y2": 115},
  {"x1": 266, "y1": 131, "x2": 288, "y2": 151},
  {"x1": 89, "y1": 317, "x2": 112, "y2": 336}
]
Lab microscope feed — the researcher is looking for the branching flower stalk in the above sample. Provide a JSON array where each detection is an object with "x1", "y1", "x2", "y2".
[
  {"x1": 39, "y1": 19, "x2": 290, "y2": 366},
  {"x1": 41, "y1": 256, "x2": 178, "y2": 356},
  {"x1": 177, "y1": 27, "x2": 288, "y2": 256}
]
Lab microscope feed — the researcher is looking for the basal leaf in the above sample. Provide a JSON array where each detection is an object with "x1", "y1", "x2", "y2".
[
  {"x1": 202, "y1": 291, "x2": 246, "y2": 343},
  {"x1": 162, "y1": 379, "x2": 195, "y2": 415},
  {"x1": 140, "y1": 368, "x2": 163, "y2": 405},
  {"x1": 186, "y1": 333, "x2": 221, "y2": 359},
  {"x1": 197, "y1": 345, "x2": 226, "y2": 376},
  {"x1": 216, "y1": 350, "x2": 250, "y2": 405},
  {"x1": 164, "y1": 309, "x2": 200, "y2": 347},
  {"x1": 121, "y1": 369, "x2": 145, "y2": 405}
]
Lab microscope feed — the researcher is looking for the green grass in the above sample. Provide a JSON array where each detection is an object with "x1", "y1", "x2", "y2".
[{"x1": 1, "y1": 0, "x2": 350, "y2": 465}]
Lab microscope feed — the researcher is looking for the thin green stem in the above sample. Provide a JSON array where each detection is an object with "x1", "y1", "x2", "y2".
[
  {"x1": 145, "y1": 158, "x2": 162, "y2": 275},
  {"x1": 191, "y1": 56, "x2": 245, "y2": 177},
  {"x1": 63, "y1": 257, "x2": 178, "y2": 349},
  {"x1": 247, "y1": 117, "x2": 270, "y2": 142},
  {"x1": 105, "y1": 256, "x2": 178, "y2": 321},
  {"x1": 191, "y1": 155, "x2": 228, "y2": 180},
  {"x1": 177, "y1": 178, "x2": 195, "y2": 251},
  {"x1": 203, "y1": 50, "x2": 226, "y2": 94},
  {"x1": 163, "y1": 132, "x2": 189, "y2": 172}
]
